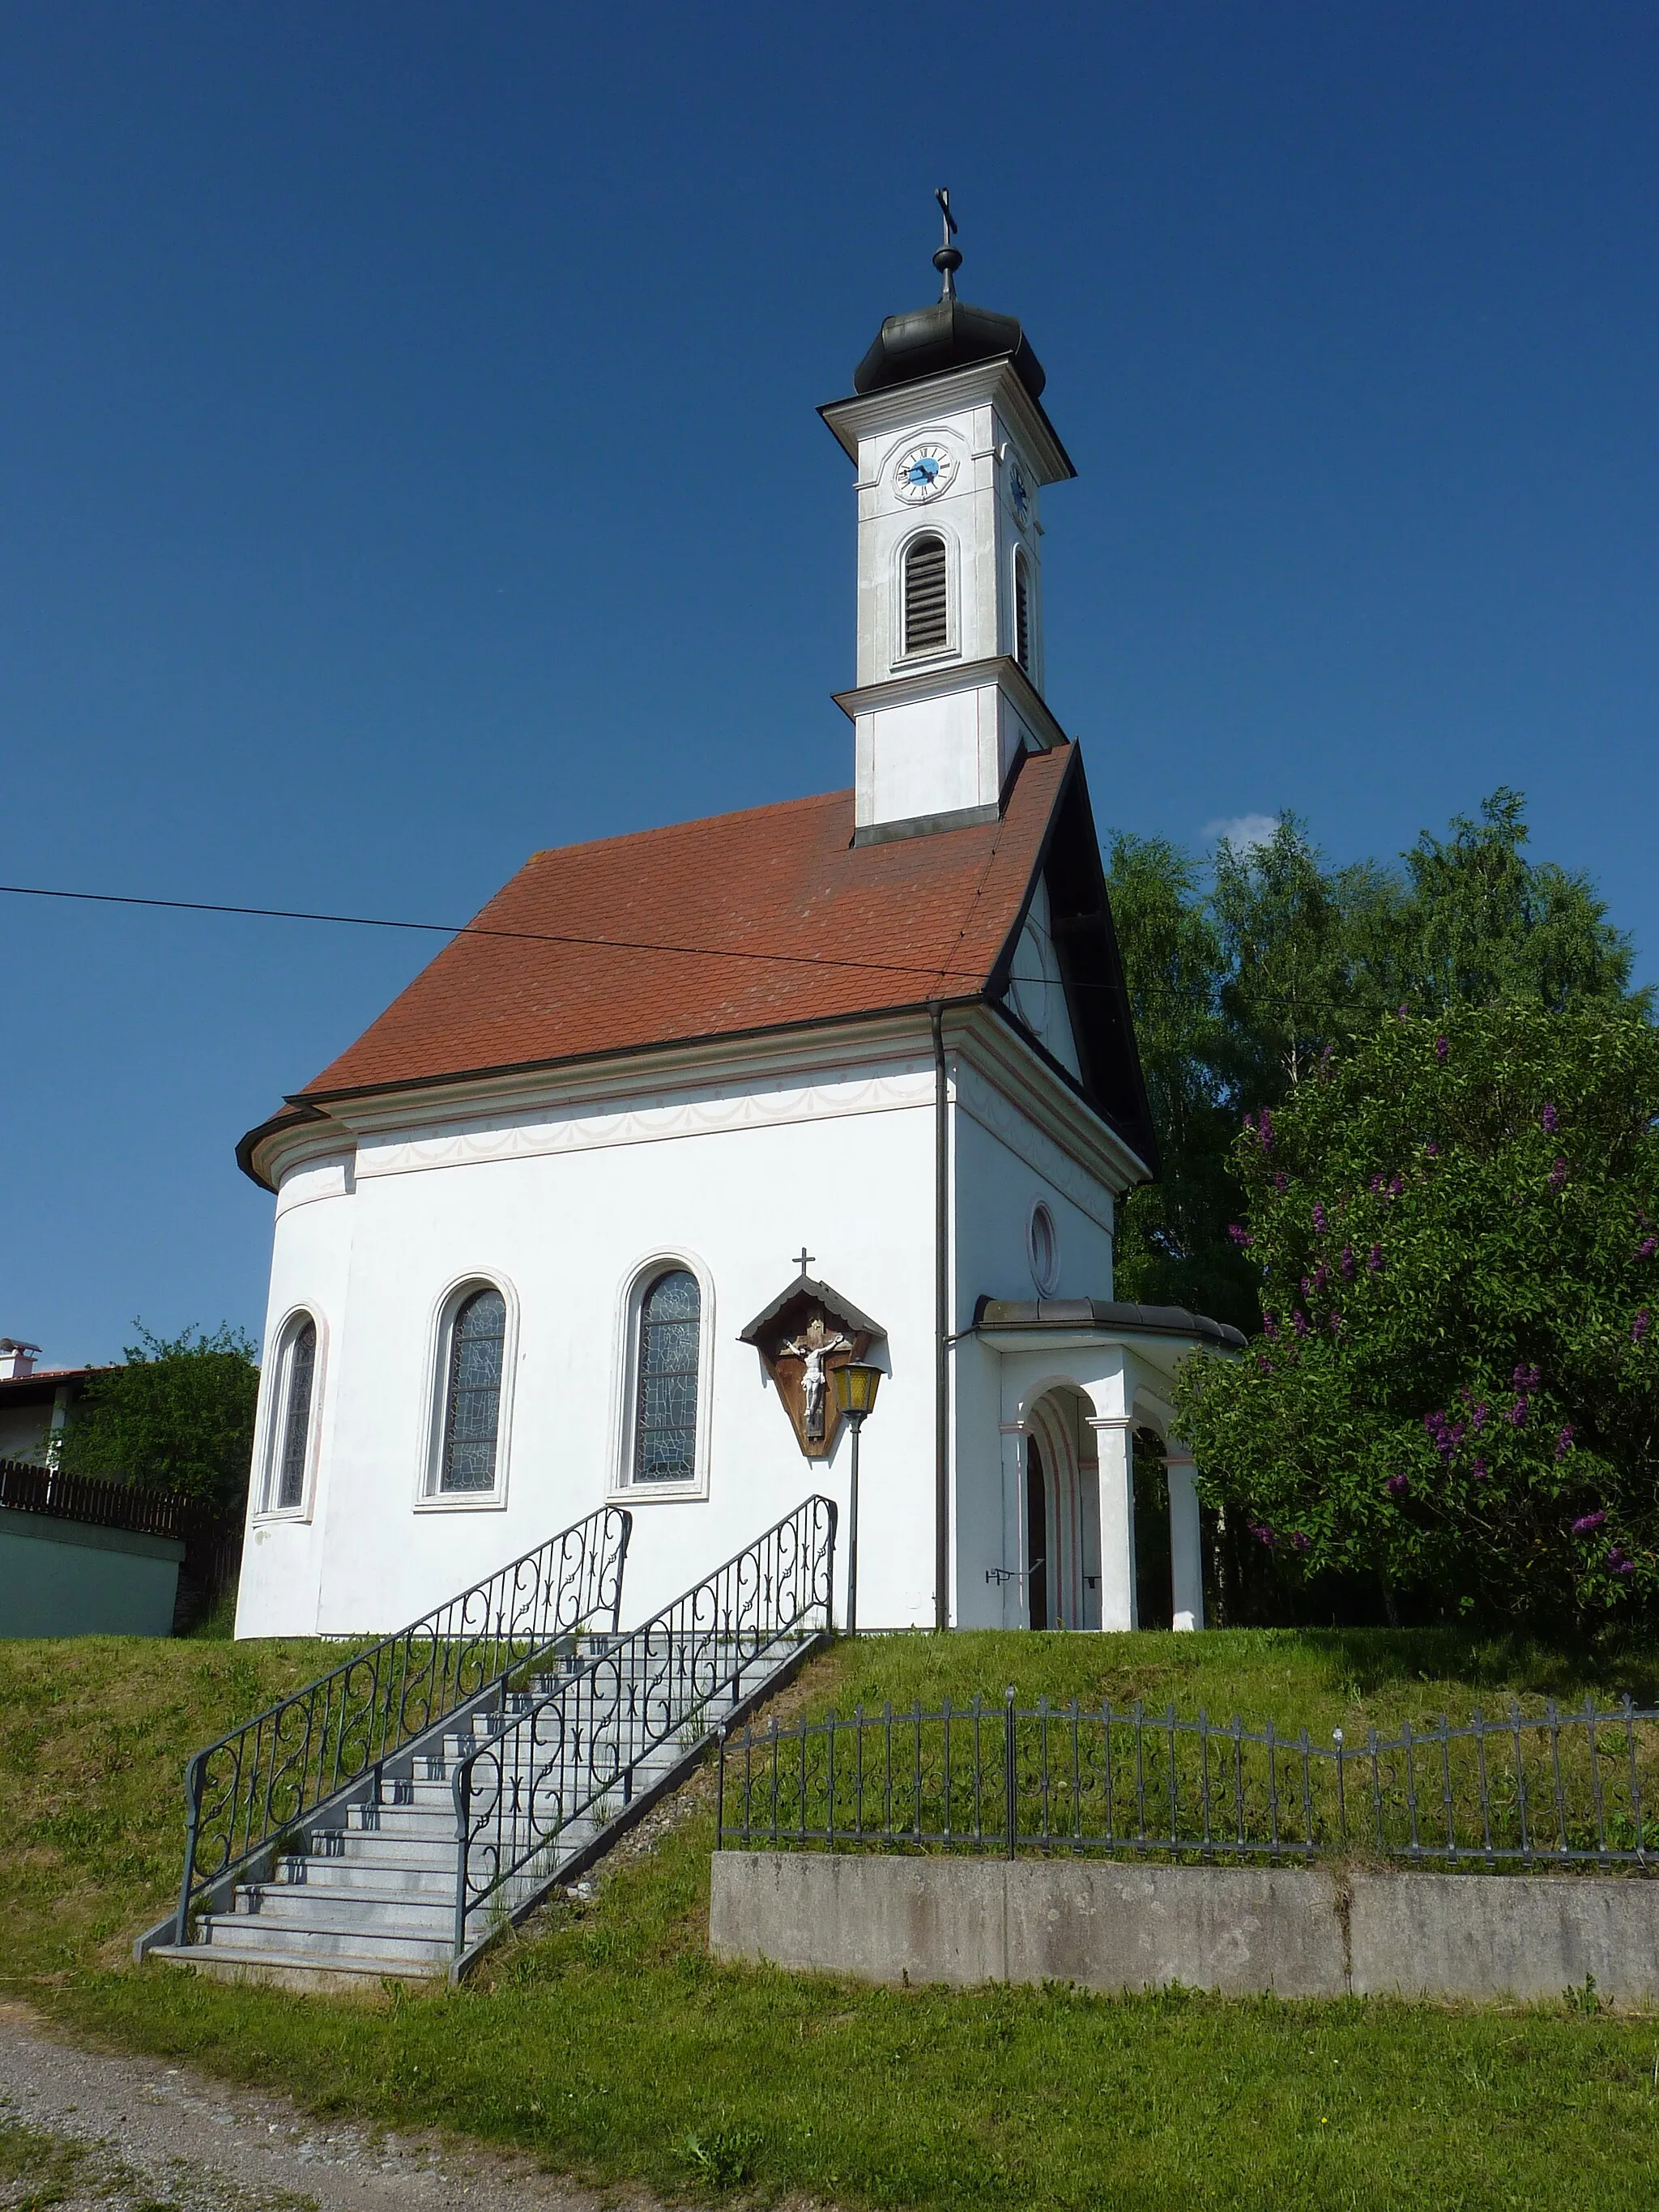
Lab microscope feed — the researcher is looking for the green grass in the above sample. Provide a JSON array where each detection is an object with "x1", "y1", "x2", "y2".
[{"x1": 6, "y1": 1628, "x2": 1659, "y2": 2210}]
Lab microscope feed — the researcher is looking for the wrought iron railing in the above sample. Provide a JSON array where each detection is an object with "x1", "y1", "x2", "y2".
[
  {"x1": 719, "y1": 1691, "x2": 1659, "y2": 1873},
  {"x1": 173, "y1": 1503, "x2": 632, "y2": 1941},
  {"x1": 0, "y1": 1456, "x2": 195, "y2": 1540},
  {"x1": 453, "y1": 1494, "x2": 836, "y2": 1955}
]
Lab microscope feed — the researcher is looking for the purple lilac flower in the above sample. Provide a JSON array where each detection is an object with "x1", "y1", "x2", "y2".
[
  {"x1": 1508, "y1": 1398, "x2": 1529, "y2": 1428},
  {"x1": 1542, "y1": 1102, "x2": 1559, "y2": 1135},
  {"x1": 1634, "y1": 1310, "x2": 1651, "y2": 1344},
  {"x1": 1513, "y1": 1365, "x2": 1541, "y2": 1390},
  {"x1": 1572, "y1": 1511, "x2": 1606, "y2": 1536},
  {"x1": 1608, "y1": 1549, "x2": 1636, "y2": 1578},
  {"x1": 1425, "y1": 1140, "x2": 1439, "y2": 1158},
  {"x1": 1274, "y1": 1173, "x2": 1289, "y2": 1194},
  {"x1": 1556, "y1": 1424, "x2": 1575, "y2": 1460},
  {"x1": 1262, "y1": 1311, "x2": 1277, "y2": 1340},
  {"x1": 1639, "y1": 1237, "x2": 1657, "y2": 1260},
  {"x1": 1292, "y1": 1310, "x2": 1310, "y2": 1338},
  {"x1": 1471, "y1": 1401, "x2": 1488, "y2": 1431},
  {"x1": 1256, "y1": 1354, "x2": 1275, "y2": 1375},
  {"x1": 1312, "y1": 1202, "x2": 1328, "y2": 1233},
  {"x1": 1228, "y1": 1223, "x2": 1253, "y2": 1247},
  {"x1": 1341, "y1": 1244, "x2": 1356, "y2": 1279},
  {"x1": 1397, "y1": 1004, "x2": 1410, "y2": 1020},
  {"x1": 1315, "y1": 1262, "x2": 1329, "y2": 1292},
  {"x1": 1328, "y1": 1310, "x2": 1342, "y2": 1332},
  {"x1": 1435, "y1": 1035, "x2": 1448, "y2": 1063},
  {"x1": 1387, "y1": 1473, "x2": 1410, "y2": 1497},
  {"x1": 1472, "y1": 1457, "x2": 1488, "y2": 1481},
  {"x1": 1548, "y1": 1157, "x2": 1567, "y2": 1192},
  {"x1": 1367, "y1": 1245, "x2": 1383, "y2": 1272},
  {"x1": 1259, "y1": 1109, "x2": 1274, "y2": 1149},
  {"x1": 1250, "y1": 1524, "x2": 1278, "y2": 1550},
  {"x1": 1300, "y1": 1275, "x2": 1312, "y2": 1298},
  {"x1": 1390, "y1": 1175, "x2": 1405, "y2": 1197},
  {"x1": 1290, "y1": 1532, "x2": 1312, "y2": 1553},
  {"x1": 1370, "y1": 1174, "x2": 1385, "y2": 1193}
]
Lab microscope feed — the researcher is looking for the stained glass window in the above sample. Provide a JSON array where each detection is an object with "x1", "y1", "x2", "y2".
[
  {"x1": 274, "y1": 1317, "x2": 316, "y2": 1510},
  {"x1": 633, "y1": 1268, "x2": 700, "y2": 1483},
  {"x1": 440, "y1": 1287, "x2": 506, "y2": 1493}
]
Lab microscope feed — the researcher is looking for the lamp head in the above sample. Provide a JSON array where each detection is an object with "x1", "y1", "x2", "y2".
[{"x1": 832, "y1": 1360, "x2": 882, "y2": 1423}]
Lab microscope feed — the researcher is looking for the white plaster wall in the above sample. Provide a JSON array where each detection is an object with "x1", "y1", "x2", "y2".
[
  {"x1": 853, "y1": 399, "x2": 1043, "y2": 689},
  {"x1": 235, "y1": 1151, "x2": 358, "y2": 1637},
  {"x1": 949, "y1": 1078, "x2": 1116, "y2": 1626},
  {"x1": 238, "y1": 1069, "x2": 946, "y2": 1639}
]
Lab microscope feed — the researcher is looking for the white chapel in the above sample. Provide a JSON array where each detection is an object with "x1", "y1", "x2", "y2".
[{"x1": 232, "y1": 219, "x2": 1242, "y2": 1644}]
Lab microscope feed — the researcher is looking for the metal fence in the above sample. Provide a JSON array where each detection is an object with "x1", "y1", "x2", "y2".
[
  {"x1": 718, "y1": 1690, "x2": 1659, "y2": 1873},
  {"x1": 454, "y1": 1494, "x2": 837, "y2": 1955},
  {"x1": 0, "y1": 1456, "x2": 196, "y2": 1541},
  {"x1": 174, "y1": 1502, "x2": 632, "y2": 1941}
]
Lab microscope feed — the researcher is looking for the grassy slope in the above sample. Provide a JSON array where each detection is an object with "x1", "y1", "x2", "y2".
[{"x1": 4, "y1": 1629, "x2": 1659, "y2": 2210}]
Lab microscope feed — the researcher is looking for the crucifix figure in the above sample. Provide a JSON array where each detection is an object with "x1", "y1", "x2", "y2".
[{"x1": 779, "y1": 1314, "x2": 851, "y2": 1443}]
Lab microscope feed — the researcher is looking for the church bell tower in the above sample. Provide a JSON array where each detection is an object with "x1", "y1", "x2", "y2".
[{"x1": 821, "y1": 194, "x2": 1077, "y2": 844}]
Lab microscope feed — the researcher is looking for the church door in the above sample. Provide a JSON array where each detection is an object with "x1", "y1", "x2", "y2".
[{"x1": 1026, "y1": 1441, "x2": 1049, "y2": 1630}]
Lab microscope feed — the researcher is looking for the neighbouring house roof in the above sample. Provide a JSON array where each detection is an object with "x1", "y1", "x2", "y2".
[
  {"x1": 0, "y1": 1366, "x2": 108, "y2": 1402},
  {"x1": 239, "y1": 744, "x2": 1157, "y2": 1187}
]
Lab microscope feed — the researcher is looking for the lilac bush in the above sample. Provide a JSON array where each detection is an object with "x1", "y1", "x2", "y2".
[{"x1": 1173, "y1": 1005, "x2": 1659, "y2": 1621}]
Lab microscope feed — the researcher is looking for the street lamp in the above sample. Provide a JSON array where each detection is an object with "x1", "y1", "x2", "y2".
[{"x1": 832, "y1": 1361, "x2": 882, "y2": 1635}]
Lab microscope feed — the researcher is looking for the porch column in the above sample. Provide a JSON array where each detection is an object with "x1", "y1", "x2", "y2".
[
  {"x1": 996, "y1": 1421, "x2": 1026, "y2": 1630},
  {"x1": 1166, "y1": 1448, "x2": 1205, "y2": 1632},
  {"x1": 1087, "y1": 1416, "x2": 1136, "y2": 1631}
]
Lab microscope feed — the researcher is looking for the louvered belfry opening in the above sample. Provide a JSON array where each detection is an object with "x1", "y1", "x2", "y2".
[
  {"x1": 902, "y1": 533, "x2": 949, "y2": 654},
  {"x1": 1014, "y1": 549, "x2": 1032, "y2": 673}
]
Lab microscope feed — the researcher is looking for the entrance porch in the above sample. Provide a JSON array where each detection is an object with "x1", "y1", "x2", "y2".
[{"x1": 973, "y1": 1299, "x2": 1244, "y2": 1633}]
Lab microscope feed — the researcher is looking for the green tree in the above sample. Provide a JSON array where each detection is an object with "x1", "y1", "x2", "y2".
[
  {"x1": 58, "y1": 1323, "x2": 259, "y2": 1515},
  {"x1": 1105, "y1": 791, "x2": 1648, "y2": 1329},
  {"x1": 1172, "y1": 1005, "x2": 1659, "y2": 1625}
]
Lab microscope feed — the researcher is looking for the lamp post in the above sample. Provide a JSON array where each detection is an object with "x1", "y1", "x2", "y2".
[{"x1": 832, "y1": 1360, "x2": 882, "y2": 1635}]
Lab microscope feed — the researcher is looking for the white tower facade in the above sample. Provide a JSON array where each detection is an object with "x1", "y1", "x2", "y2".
[{"x1": 821, "y1": 242, "x2": 1077, "y2": 843}]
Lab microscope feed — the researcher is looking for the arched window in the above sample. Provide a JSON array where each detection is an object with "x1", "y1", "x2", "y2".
[
  {"x1": 267, "y1": 1314, "x2": 318, "y2": 1512},
  {"x1": 1013, "y1": 547, "x2": 1032, "y2": 674},
  {"x1": 439, "y1": 1287, "x2": 507, "y2": 1493},
  {"x1": 633, "y1": 1268, "x2": 701, "y2": 1483},
  {"x1": 902, "y1": 533, "x2": 948, "y2": 654}
]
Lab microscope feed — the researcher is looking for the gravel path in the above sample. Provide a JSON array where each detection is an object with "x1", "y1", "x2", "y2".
[{"x1": 0, "y1": 2003, "x2": 664, "y2": 2212}]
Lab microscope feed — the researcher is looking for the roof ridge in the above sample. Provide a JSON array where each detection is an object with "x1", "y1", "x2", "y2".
[{"x1": 527, "y1": 785, "x2": 852, "y2": 867}]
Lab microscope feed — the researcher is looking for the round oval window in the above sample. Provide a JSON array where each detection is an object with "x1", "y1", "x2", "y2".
[{"x1": 1028, "y1": 1202, "x2": 1059, "y2": 1296}]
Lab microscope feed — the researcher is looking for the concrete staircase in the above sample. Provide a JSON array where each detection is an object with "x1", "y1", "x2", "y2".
[{"x1": 143, "y1": 1499, "x2": 836, "y2": 1988}]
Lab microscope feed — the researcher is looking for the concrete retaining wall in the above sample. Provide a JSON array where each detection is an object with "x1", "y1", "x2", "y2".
[{"x1": 710, "y1": 1851, "x2": 1659, "y2": 2008}]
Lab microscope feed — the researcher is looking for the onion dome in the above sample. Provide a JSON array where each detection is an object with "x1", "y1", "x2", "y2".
[{"x1": 852, "y1": 190, "x2": 1047, "y2": 402}]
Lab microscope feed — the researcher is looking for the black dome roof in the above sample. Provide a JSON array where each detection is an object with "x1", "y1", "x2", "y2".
[{"x1": 852, "y1": 296, "x2": 1047, "y2": 402}]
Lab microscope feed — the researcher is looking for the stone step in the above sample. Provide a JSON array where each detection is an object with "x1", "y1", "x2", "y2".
[
  {"x1": 271, "y1": 1860, "x2": 456, "y2": 1898},
  {"x1": 147, "y1": 1940, "x2": 446, "y2": 1987},
  {"x1": 193, "y1": 1915, "x2": 454, "y2": 1968},
  {"x1": 232, "y1": 1886, "x2": 455, "y2": 1934}
]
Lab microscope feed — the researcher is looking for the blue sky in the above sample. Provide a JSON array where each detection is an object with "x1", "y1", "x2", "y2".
[{"x1": 3, "y1": 2, "x2": 1657, "y2": 1366}]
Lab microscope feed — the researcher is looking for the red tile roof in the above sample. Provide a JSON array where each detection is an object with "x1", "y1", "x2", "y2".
[{"x1": 296, "y1": 746, "x2": 1073, "y2": 1101}]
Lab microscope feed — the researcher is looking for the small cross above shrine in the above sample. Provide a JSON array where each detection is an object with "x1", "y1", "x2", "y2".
[{"x1": 792, "y1": 1247, "x2": 815, "y2": 1280}]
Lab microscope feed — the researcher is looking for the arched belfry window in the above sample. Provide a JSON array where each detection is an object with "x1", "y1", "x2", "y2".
[
  {"x1": 902, "y1": 533, "x2": 949, "y2": 655},
  {"x1": 439, "y1": 1287, "x2": 507, "y2": 1493},
  {"x1": 1013, "y1": 547, "x2": 1032, "y2": 674},
  {"x1": 633, "y1": 1268, "x2": 701, "y2": 1484},
  {"x1": 269, "y1": 1314, "x2": 317, "y2": 1511}
]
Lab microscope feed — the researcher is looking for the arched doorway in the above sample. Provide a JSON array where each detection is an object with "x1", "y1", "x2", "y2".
[{"x1": 1023, "y1": 1387, "x2": 1101, "y2": 1630}]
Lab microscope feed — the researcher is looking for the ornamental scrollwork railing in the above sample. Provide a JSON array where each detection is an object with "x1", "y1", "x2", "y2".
[
  {"x1": 173, "y1": 1503, "x2": 632, "y2": 1941},
  {"x1": 719, "y1": 1691, "x2": 1659, "y2": 1872},
  {"x1": 452, "y1": 1494, "x2": 835, "y2": 1957}
]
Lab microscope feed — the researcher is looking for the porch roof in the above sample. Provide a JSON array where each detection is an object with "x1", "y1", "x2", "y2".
[{"x1": 970, "y1": 1298, "x2": 1245, "y2": 1353}]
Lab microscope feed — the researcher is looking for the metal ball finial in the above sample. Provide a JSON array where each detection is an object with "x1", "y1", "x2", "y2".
[{"x1": 934, "y1": 185, "x2": 961, "y2": 300}]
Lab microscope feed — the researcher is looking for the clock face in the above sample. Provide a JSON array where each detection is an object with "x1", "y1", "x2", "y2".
[
  {"x1": 893, "y1": 441, "x2": 957, "y2": 504},
  {"x1": 1009, "y1": 462, "x2": 1031, "y2": 525}
]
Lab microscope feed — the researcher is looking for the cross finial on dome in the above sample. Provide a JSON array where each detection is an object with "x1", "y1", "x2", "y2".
[{"x1": 934, "y1": 186, "x2": 962, "y2": 301}]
